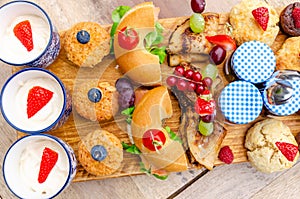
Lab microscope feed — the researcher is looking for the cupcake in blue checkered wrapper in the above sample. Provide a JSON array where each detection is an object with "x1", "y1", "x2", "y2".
[
  {"x1": 219, "y1": 81, "x2": 263, "y2": 124},
  {"x1": 231, "y1": 40, "x2": 276, "y2": 84},
  {"x1": 262, "y1": 70, "x2": 300, "y2": 116}
]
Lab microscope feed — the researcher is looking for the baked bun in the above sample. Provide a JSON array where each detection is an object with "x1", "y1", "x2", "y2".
[
  {"x1": 131, "y1": 86, "x2": 188, "y2": 172},
  {"x1": 113, "y1": 2, "x2": 162, "y2": 86}
]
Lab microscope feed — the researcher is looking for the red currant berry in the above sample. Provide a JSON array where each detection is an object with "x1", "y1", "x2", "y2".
[
  {"x1": 184, "y1": 69, "x2": 194, "y2": 80},
  {"x1": 187, "y1": 81, "x2": 197, "y2": 91},
  {"x1": 176, "y1": 79, "x2": 188, "y2": 91},
  {"x1": 195, "y1": 84, "x2": 205, "y2": 95},
  {"x1": 203, "y1": 77, "x2": 213, "y2": 88},
  {"x1": 174, "y1": 65, "x2": 185, "y2": 76},
  {"x1": 192, "y1": 71, "x2": 202, "y2": 82},
  {"x1": 166, "y1": 76, "x2": 177, "y2": 87}
]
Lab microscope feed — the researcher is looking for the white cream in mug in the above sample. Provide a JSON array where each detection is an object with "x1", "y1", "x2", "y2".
[
  {"x1": 14, "y1": 77, "x2": 64, "y2": 131},
  {"x1": 19, "y1": 139, "x2": 69, "y2": 198},
  {"x1": 0, "y1": 14, "x2": 50, "y2": 64}
]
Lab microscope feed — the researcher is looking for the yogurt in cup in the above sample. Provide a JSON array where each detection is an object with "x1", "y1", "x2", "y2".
[
  {"x1": 0, "y1": 68, "x2": 72, "y2": 134},
  {"x1": 3, "y1": 134, "x2": 77, "y2": 199},
  {"x1": 0, "y1": 1, "x2": 60, "y2": 68}
]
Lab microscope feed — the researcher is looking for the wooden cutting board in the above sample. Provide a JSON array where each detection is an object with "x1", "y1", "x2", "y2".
[{"x1": 15, "y1": 15, "x2": 300, "y2": 182}]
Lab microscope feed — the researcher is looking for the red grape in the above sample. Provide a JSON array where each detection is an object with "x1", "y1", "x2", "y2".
[
  {"x1": 176, "y1": 79, "x2": 188, "y2": 91},
  {"x1": 192, "y1": 71, "x2": 202, "y2": 82},
  {"x1": 201, "y1": 114, "x2": 215, "y2": 123},
  {"x1": 166, "y1": 76, "x2": 177, "y2": 87},
  {"x1": 203, "y1": 77, "x2": 213, "y2": 88},
  {"x1": 191, "y1": 0, "x2": 206, "y2": 13},
  {"x1": 184, "y1": 69, "x2": 194, "y2": 80},
  {"x1": 174, "y1": 65, "x2": 185, "y2": 76},
  {"x1": 209, "y1": 45, "x2": 226, "y2": 65}
]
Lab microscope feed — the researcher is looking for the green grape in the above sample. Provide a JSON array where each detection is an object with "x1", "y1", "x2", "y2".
[
  {"x1": 201, "y1": 64, "x2": 218, "y2": 80},
  {"x1": 198, "y1": 120, "x2": 214, "y2": 136},
  {"x1": 190, "y1": 13, "x2": 205, "y2": 33}
]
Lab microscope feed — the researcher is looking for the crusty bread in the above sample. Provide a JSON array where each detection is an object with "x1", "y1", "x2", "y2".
[
  {"x1": 131, "y1": 86, "x2": 188, "y2": 172},
  {"x1": 113, "y1": 2, "x2": 162, "y2": 86}
]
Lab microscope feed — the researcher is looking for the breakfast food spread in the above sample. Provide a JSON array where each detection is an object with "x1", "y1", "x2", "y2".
[
  {"x1": 73, "y1": 80, "x2": 119, "y2": 122},
  {"x1": 64, "y1": 22, "x2": 110, "y2": 67},
  {"x1": 78, "y1": 130, "x2": 123, "y2": 176},
  {"x1": 0, "y1": 15, "x2": 50, "y2": 64},
  {"x1": 229, "y1": 0, "x2": 279, "y2": 46},
  {"x1": 14, "y1": 77, "x2": 64, "y2": 131},
  {"x1": 19, "y1": 139, "x2": 69, "y2": 197},
  {"x1": 245, "y1": 119, "x2": 299, "y2": 173}
]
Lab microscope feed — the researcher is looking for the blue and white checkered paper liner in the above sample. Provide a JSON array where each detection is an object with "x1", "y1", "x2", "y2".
[
  {"x1": 219, "y1": 81, "x2": 263, "y2": 124},
  {"x1": 231, "y1": 40, "x2": 275, "y2": 84},
  {"x1": 263, "y1": 78, "x2": 300, "y2": 116}
]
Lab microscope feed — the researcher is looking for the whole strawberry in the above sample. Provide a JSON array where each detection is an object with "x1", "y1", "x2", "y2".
[
  {"x1": 218, "y1": 146, "x2": 234, "y2": 164},
  {"x1": 27, "y1": 86, "x2": 54, "y2": 118},
  {"x1": 38, "y1": 147, "x2": 59, "y2": 183},
  {"x1": 275, "y1": 142, "x2": 298, "y2": 162},
  {"x1": 252, "y1": 7, "x2": 269, "y2": 31},
  {"x1": 13, "y1": 20, "x2": 34, "y2": 52}
]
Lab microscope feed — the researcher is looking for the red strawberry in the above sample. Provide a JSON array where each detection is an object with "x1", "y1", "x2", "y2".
[
  {"x1": 38, "y1": 147, "x2": 59, "y2": 183},
  {"x1": 205, "y1": 35, "x2": 237, "y2": 51},
  {"x1": 194, "y1": 97, "x2": 216, "y2": 116},
  {"x1": 218, "y1": 146, "x2": 234, "y2": 164},
  {"x1": 252, "y1": 7, "x2": 269, "y2": 31},
  {"x1": 292, "y1": 7, "x2": 300, "y2": 28},
  {"x1": 13, "y1": 20, "x2": 34, "y2": 52},
  {"x1": 27, "y1": 86, "x2": 53, "y2": 118},
  {"x1": 275, "y1": 142, "x2": 298, "y2": 162}
]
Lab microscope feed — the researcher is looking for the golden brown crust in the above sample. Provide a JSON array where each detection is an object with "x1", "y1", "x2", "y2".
[
  {"x1": 276, "y1": 36, "x2": 300, "y2": 71},
  {"x1": 78, "y1": 130, "x2": 123, "y2": 176},
  {"x1": 73, "y1": 80, "x2": 119, "y2": 122},
  {"x1": 64, "y1": 22, "x2": 110, "y2": 67},
  {"x1": 131, "y1": 86, "x2": 188, "y2": 172}
]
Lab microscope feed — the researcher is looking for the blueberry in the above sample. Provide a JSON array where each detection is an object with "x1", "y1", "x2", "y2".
[
  {"x1": 87, "y1": 88, "x2": 102, "y2": 103},
  {"x1": 76, "y1": 30, "x2": 90, "y2": 44},
  {"x1": 90, "y1": 145, "x2": 107, "y2": 161}
]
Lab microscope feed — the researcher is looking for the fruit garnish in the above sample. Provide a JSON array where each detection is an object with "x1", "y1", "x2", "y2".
[
  {"x1": 205, "y1": 35, "x2": 237, "y2": 51},
  {"x1": 13, "y1": 20, "x2": 34, "y2": 52},
  {"x1": 252, "y1": 7, "x2": 269, "y2": 31},
  {"x1": 292, "y1": 7, "x2": 300, "y2": 28},
  {"x1": 38, "y1": 147, "x2": 59, "y2": 183},
  {"x1": 118, "y1": 26, "x2": 139, "y2": 50},
  {"x1": 194, "y1": 97, "x2": 216, "y2": 116},
  {"x1": 87, "y1": 88, "x2": 102, "y2": 103},
  {"x1": 198, "y1": 120, "x2": 213, "y2": 136},
  {"x1": 90, "y1": 145, "x2": 107, "y2": 161},
  {"x1": 142, "y1": 129, "x2": 166, "y2": 151},
  {"x1": 191, "y1": 0, "x2": 206, "y2": 13},
  {"x1": 27, "y1": 86, "x2": 54, "y2": 118},
  {"x1": 76, "y1": 30, "x2": 90, "y2": 44},
  {"x1": 190, "y1": 13, "x2": 205, "y2": 33},
  {"x1": 201, "y1": 64, "x2": 218, "y2": 80},
  {"x1": 209, "y1": 45, "x2": 226, "y2": 65},
  {"x1": 218, "y1": 146, "x2": 234, "y2": 164},
  {"x1": 275, "y1": 142, "x2": 298, "y2": 162}
]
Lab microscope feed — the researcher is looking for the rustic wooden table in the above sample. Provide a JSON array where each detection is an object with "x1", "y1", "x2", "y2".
[{"x1": 1, "y1": 0, "x2": 300, "y2": 198}]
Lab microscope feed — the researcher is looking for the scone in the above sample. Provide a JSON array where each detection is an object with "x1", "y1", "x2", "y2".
[
  {"x1": 73, "y1": 80, "x2": 119, "y2": 122},
  {"x1": 245, "y1": 119, "x2": 299, "y2": 173},
  {"x1": 64, "y1": 22, "x2": 110, "y2": 67},
  {"x1": 78, "y1": 129, "x2": 123, "y2": 176},
  {"x1": 229, "y1": 0, "x2": 279, "y2": 46},
  {"x1": 276, "y1": 36, "x2": 300, "y2": 71},
  {"x1": 280, "y1": 2, "x2": 300, "y2": 36}
]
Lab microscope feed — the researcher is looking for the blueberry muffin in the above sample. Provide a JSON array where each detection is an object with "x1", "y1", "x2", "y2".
[
  {"x1": 73, "y1": 80, "x2": 119, "y2": 122},
  {"x1": 276, "y1": 36, "x2": 300, "y2": 71},
  {"x1": 78, "y1": 129, "x2": 123, "y2": 176},
  {"x1": 245, "y1": 119, "x2": 299, "y2": 173},
  {"x1": 280, "y1": 2, "x2": 300, "y2": 36},
  {"x1": 64, "y1": 22, "x2": 110, "y2": 67},
  {"x1": 229, "y1": 0, "x2": 279, "y2": 46}
]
